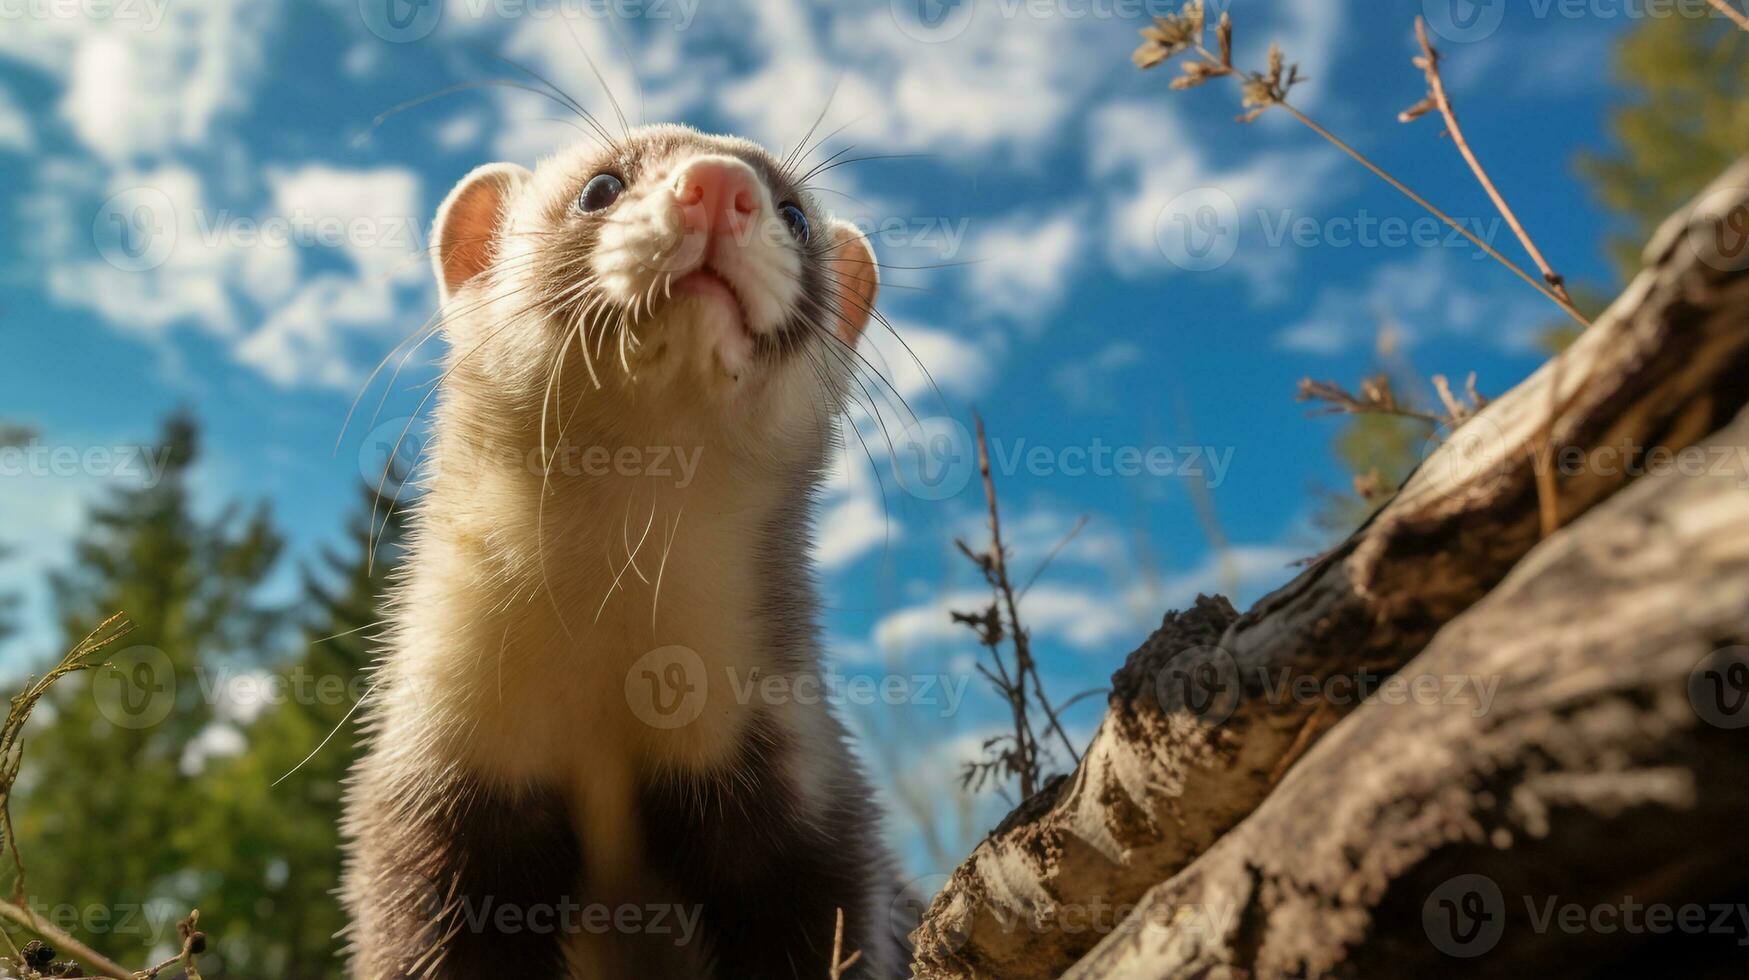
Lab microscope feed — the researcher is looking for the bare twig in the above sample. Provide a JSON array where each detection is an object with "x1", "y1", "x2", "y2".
[
  {"x1": 1406, "y1": 17, "x2": 1582, "y2": 313},
  {"x1": 1402, "y1": 13, "x2": 1582, "y2": 539},
  {"x1": 1273, "y1": 99, "x2": 1589, "y2": 327},
  {"x1": 1707, "y1": 0, "x2": 1749, "y2": 32},
  {"x1": 1131, "y1": 3, "x2": 1590, "y2": 329},
  {"x1": 1296, "y1": 376, "x2": 1444, "y2": 426},
  {"x1": 953, "y1": 415, "x2": 1084, "y2": 798},
  {"x1": 1431, "y1": 373, "x2": 1486, "y2": 423},
  {"x1": 1018, "y1": 516, "x2": 1089, "y2": 598},
  {"x1": 827, "y1": 907, "x2": 862, "y2": 980},
  {"x1": 0, "y1": 898, "x2": 130, "y2": 979},
  {"x1": 1, "y1": 613, "x2": 136, "y2": 900},
  {"x1": 972, "y1": 415, "x2": 1080, "y2": 770},
  {"x1": 1136, "y1": 3, "x2": 1572, "y2": 535}
]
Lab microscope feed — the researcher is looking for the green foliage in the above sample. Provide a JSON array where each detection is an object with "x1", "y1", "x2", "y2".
[
  {"x1": 184, "y1": 487, "x2": 404, "y2": 977},
  {"x1": 7, "y1": 414, "x2": 406, "y2": 976},
  {"x1": 1579, "y1": 14, "x2": 1749, "y2": 277},
  {"x1": 1316, "y1": 411, "x2": 1431, "y2": 535},
  {"x1": 14, "y1": 413, "x2": 282, "y2": 964}
]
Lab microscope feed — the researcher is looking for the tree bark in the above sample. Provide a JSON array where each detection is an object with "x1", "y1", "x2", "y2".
[
  {"x1": 1063, "y1": 404, "x2": 1749, "y2": 979},
  {"x1": 910, "y1": 158, "x2": 1749, "y2": 979}
]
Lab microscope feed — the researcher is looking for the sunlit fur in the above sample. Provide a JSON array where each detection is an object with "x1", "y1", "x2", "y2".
[{"x1": 339, "y1": 125, "x2": 907, "y2": 979}]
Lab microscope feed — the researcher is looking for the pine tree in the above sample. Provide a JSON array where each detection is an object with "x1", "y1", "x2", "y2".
[
  {"x1": 1580, "y1": 13, "x2": 1749, "y2": 278},
  {"x1": 0, "y1": 422, "x2": 33, "y2": 644},
  {"x1": 185, "y1": 481, "x2": 407, "y2": 976},
  {"x1": 11, "y1": 413, "x2": 282, "y2": 966}
]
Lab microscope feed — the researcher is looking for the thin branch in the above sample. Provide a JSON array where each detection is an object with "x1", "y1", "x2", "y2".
[
  {"x1": 827, "y1": 907, "x2": 862, "y2": 980},
  {"x1": 0, "y1": 899, "x2": 130, "y2": 980},
  {"x1": 1406, "y1": 17, "x2": 1582, "y2": 313},
  {"x1": 1132, "y1": 4, "x2": 1589, "y2": 328},
  {"x1": 1296, "y1": 376, "x2": 1445, "y2": 426},
  {"x1": 1270, "y1": 97, "x2": 1589, "y2": 327},
  {"x1": 973, "y1": 414, "x2": 1081, "y2": 769},
  {"x1": 1708, "y1": 0, "x2": 1749, "y2": 32},
  {"x1": 1019, "y1": 516, "x2": 1089, "y2": 598}
]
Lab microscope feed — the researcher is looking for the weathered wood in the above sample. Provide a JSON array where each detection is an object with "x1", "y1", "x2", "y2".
[
  {"x1": 910, "y1": 159, "x2": 1749, "y2": 979},
  {"x1": 1062, "y1": 404, "x2": 1749, "y2": 979}
]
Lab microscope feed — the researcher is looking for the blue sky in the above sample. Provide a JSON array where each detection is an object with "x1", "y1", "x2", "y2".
[{"x1": 0, "y1": 0, "x2": 1676, "y2": 875}]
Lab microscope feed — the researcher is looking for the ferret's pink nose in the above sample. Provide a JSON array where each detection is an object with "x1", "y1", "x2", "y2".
[{"x1": 673, "y1": 156, "x2": 760, "y2": 236}]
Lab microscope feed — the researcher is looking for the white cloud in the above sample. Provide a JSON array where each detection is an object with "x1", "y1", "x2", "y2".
[
  {"x1": 951, "y1": 504, "x2": 1128, "y2": 576},
  {"x1": 11, "y1": 0, "x2": 276, "y2": 162},
  {"x1": 871, "y1": 583, "x2": 1133, "y2": 656},
  {"x1": 235, "y1": 273, "x2": 405, "y2": 389},
  {"x1": 487, "y1": 14, "x2": 702, "y2": 162},
  {"x1": 965, "y1": 208, "x2": 1087, "y2": 327},
  {"x1": 816, "y1": 444, "x2": 899, "y2": 571},
  {"x1": 268, "y1": 165, "x2": 426, "y2": 281},
  {"x1": 46, "y1": 165, "x2": 242, "y2": 339},
  {"x1": 0, "y1": 86, "x2": 33, "y2": 153},
  {"x1": 1089, "y1": 99, "x2": 1346, "y2": 291},
  {"x1": 435, "y1": 112, "x2": 488, "y2": 151},
  {"x1": 1275, "y1": 248, "x2": 1552, "y2": 354},
  {"x1": 40, "y1": 163, "x2": 427, "y2": 390},
  {"x1": 1052, "y1": 342, "x2": 1144, "y2": 411},
  {"x1": 869, "y1": 539, "x2": 1301, "y2": 661},
  {"x1": 856, "y1": 317, "x2": 993, "y2": 409}
]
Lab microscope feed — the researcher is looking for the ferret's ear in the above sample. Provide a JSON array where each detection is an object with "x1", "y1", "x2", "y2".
[
  {"x1": 432, "y1": 163, "x2": 532, "y2": 303},
  {"x1": 822, "y1": 218, "x2": 878, "y2": 346}
]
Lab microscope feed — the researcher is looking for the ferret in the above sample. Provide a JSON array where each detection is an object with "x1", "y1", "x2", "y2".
[{"x1": 339, "y1": 124, "x2": 911, "y2": 979}]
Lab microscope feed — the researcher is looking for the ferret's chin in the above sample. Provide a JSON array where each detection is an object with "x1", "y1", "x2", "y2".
[{"x1": 642, "y1": 293, "x2": 755, "y2": 385}]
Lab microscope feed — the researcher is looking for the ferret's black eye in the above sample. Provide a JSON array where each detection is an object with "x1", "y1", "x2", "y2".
[
  {"x1": 577, "y1": 173, "x2": 624, "y2": 213},
  {"x1": 778, "y1": 202, "x2": 809, "y2": 243}
]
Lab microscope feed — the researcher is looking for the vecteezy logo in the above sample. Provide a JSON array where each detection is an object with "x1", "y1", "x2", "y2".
[
  {"x1": 94, "y1": 187, "x2": 177, "y2": 273},
  {"x1": 626, "y1": 645, "x2": 709, "y2": 729},
  {"x1": 1686, "y1": 188, "x2": 1749, "y2": 274},
  {"x1": 91, "y1": 645, "x2": 177, "y2": 730},
  {"x1": 1155, "y1": 187, "x2": 1240, "y2": 273},
  {"x1": 357, "y1": 416, "x2": 430, "y2": 490},
  {"x1": 892, "y1": 874, "x2": 966, "y2": 952},
  {"x1": 360, "y1": 0, "x2": 442, "y2": 43},
  {"x1": 1423, "y1": 874, "x2": 1505, "y2": 957},
  {"x1": 890, "y1": 0, "x2": 977, "y2": 44},
  {"x1": 1154, "y1": 644, "x2": 1242, "y2": 726},
  {"x1": 1689, "y1": 646, "x2": 1749, "y2": 730},
  {"x1": 892, "y1": 416, "x2": 975, "y2": 501},
  {"x1": 1405, "y1": 414, "x2": 1509, "y2": 510},
  {"x1": 1421, "y1": 0, "x2": 1507, "y2": 43}
]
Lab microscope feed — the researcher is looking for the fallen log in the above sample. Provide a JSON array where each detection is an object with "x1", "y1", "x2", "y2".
[
  {"x1": 910, "y1": 158, "x2": 1749, "y2": 979},
  {"x1": 1061, "y1": 402, "x2": 1749, "y2": 978}
]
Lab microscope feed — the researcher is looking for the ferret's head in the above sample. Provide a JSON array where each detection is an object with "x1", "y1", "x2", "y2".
[{"x1": 430, "y1": 124, "x2": 878, "y2": 462}]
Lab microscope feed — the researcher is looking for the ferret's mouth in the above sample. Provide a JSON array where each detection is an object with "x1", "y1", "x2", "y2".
[{"x1": 668, "y1": 266, "x2": 753, "y2": 341}]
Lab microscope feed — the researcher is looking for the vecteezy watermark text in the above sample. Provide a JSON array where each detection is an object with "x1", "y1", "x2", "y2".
[
  {"x1": 0, "y1": 441, "x2": 175, "y2": 487},
  {"x1": 892, "y1": 416, "x2": 1235, "y2": 500},
  {"x1": 1425, "y1": 874, "x2": 1749, "y2": 958}
]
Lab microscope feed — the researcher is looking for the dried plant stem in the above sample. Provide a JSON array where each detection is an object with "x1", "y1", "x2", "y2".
[
  {"x1": 1276, "y1": 89, "x2": 1582, "y2": 534},
  {"x1": 827, "y1": 907, "x2": 862, "y2": 980},
  {"x1": 1410, "y1": 18, "x2": 1582, "y2": 314},
  {"x1": 1708, "y1": 0, "x2": 1749, "y2": 32},
  {"x1": 0, "y1": 898, "x2": 130, "y2": 979},
  {"x1": 1, "y1": 613, "x2": 136, "y2": 901},
  {"x1": 1271, "y1": 98, "x2": 1589, "y2": 327},
  {"x1": 973, "y1": 415, "x2": 1080, "y2": 770}
]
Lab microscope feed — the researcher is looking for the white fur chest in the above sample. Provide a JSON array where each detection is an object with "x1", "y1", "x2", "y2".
[{"x1": 375, "y1": 444, "x2": 798, "y2": 874}]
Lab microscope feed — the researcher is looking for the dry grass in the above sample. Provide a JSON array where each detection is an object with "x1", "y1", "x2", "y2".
[
  {"x1": 952, "y1": 415, "x2": 1081, "y2": 800},
  {"x1": 0, "y1": 614, "x2": 208, "y2": 980}
]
